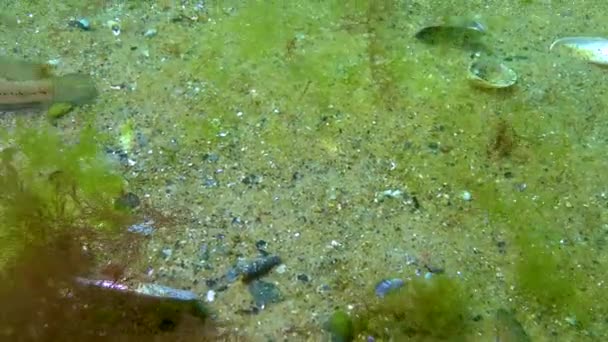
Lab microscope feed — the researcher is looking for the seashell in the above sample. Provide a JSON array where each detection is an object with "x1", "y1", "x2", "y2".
[
  {"x1": 467, "y1": 55, "x2": 517, "y2": 89},
  {"x1": 549, "y1": 36, "x2": 608, "y2": 65},
  {"x1": 415, "y1": 16, "x2": 487, "y2": 50}
]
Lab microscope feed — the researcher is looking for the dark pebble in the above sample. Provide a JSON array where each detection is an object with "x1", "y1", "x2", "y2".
[
  {"x1": 255, "y1": 239, "x2": 267, "y2": 249},
  {"x1": 115, "y1": 192, "x2": 141, "y2": 210},
  {"x1": 203, "y1": 153, "x2": 219, "y2": 162},
  {"x1": 68, "y1": 18, "x2": 91, "y2": 31},
  {"x1": 497, "y1": 241, "x2": 507, "y2": 254},
  {"x1": 428, "y1": 142, "x2": 440, "y2": 150},
  {"x1": 297, "y1": 274, "x2": 310, "y2": 283},
  {"x1": 425, "y1": 264, "x2": 445, "y2": 274},
  {"x1": 248, "y1": 280, "x2": 283, "y2": 308},
  {"x1": 242, "y1": 173, "x2": 262, "y2": 185},
  {"x1": 255, "y1": 240, "x2": 267, "y2": 251},
  {"x1": 292, "y1": 171, "x2": 304, "y2": 181},
  {"x1": 225, "y1": 268, "x2": 240, "y2": 283},
  {"x1": 105, "y1": 147, "x2": 130, "y2": 166},
  {"x1": 202, "y1": 176, "x2": 219, "y2": 188},
  {"x1": 205, "y1": 279, "x2": 217, "y2": 288}
]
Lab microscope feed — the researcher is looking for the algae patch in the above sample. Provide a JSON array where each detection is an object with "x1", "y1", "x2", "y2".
[{"x1": 0, "y1": 122, "x2": 129, "y2": 269}]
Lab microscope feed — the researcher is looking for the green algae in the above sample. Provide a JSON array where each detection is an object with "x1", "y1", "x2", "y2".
[
  {"x1": 353, "y1": 276, "x2": 471, "y2": 341},
  {"x1": 0, "y1": 120, "x2": 220, "y2": 340},
  {"x1": 326, "y1": 310, "x2": 354, "y2": 342},
  {"x1": 0, "y1": 121, "x2": 130, "y2": 269}
]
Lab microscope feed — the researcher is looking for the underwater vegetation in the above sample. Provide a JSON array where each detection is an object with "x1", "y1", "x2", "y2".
[
  {"x1": 0, "y1": 231, "x2": 216, "y2": 341},
  {"x1": 354, "y1": 276, "x2": 470, "y2": 340},
  {"x1": 0, "y1": 121, "x2": 130, "y2": 268},
  {"x1": 1, "y1": 0, "x2": 605, "y2": 339},
  {"x1": 327, "y1": 276, "x2": 470, "y2": 341},
  {"x1": 0, "y1": 122, "x2": 218, "y2": 340}
]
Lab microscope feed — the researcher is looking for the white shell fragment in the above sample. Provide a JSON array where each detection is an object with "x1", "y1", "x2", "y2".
[
  {"x1": 467, "y1": 55, "x2": 517, "y2": 89},
  {"x1": 549, "y1": 36, "x2": 608, "y2": 65}
]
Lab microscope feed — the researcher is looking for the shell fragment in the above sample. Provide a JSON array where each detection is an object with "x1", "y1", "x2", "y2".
[
  {"x1": 467, "y1": 55, "x2": 517, "y2": 89},
  {"x1": 415, "y1": 15, "x2": 487, "y2": 50},
  {"x1": 549, "y1": 36, "x2": 608, "y2": 65}
]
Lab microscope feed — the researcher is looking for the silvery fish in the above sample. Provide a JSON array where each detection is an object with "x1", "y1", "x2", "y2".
[{"x1": 549, "y1": 36, "x2": 608, "y2": 65}]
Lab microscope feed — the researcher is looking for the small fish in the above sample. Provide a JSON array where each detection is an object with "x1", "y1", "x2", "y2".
[
  {"x1": 0, "y1": 56, "x2": 97, "y2": 110},
  {"x1": 0, "y1": 74, "x2": 98, "y2": 110},
  {"x1": 75, "y1": 277, "x2": 199, "y2": 301},
  {"x1": 549, "y1": 36, "x2": 608, "y2": 65}
]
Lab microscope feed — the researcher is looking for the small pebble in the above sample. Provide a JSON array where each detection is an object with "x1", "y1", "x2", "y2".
[
  {"x1": 225, "y1": 268, "x2": 240, "y2": 283},
  {"x1": 297, "y1": 274, "x2": 310, "y2": 283},
  {"x1": 255, "y1": 239, "x2": 267, "y2": 251},
  {"x1": 69, "y1": 18, "x2": 91, "y2": 31},
  {"x1": 202, "y1": 176, "x2": 219, "y2": 188},
  {"x1": 242, "y1": 173, "x2": 262, "y2": 185},
  {"x1": 106, "y1": 20, "x2": 121, "y2": 36},
  {"x1": 461, "y1": 190, "x2": 473, "y2": 201},
  {"x1": 203, "y1": 152, "x2": 220, "y2": 162},
  {"x1": 275, "y1": 264, "x2": 287, "y2": 274},
  {"x1": 127, "y1": 220, "x2": 155, "y2": 236},
  {"x1": 248, "y1": 280, "x2": 283, "y2": 308},
  {"x1": 292, "y1": 171, "x2": 304, "y2": 181},
  {"x1": 375, "y1": 189, "x2": 407, "y2": 203},
  {"x1": 375, "y1": 278, "x2": 405, "y2": 298},
  {"x1": 115, "y1": 192, "x2": 141, "y2": 210},
  {"x1": 161, "y1": 248, "x2": 173, "y2": 259},
  {"x1": 143, "y1": 28, "x2": 157, "y2": 38},
  {"x1": 205, "y1": 290, "x2": 216, "y2": 302}
]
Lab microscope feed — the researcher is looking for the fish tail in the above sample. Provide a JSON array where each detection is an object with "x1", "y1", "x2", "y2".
[{"x1": 51, "y1": 73, "x2": 98, "y2": 105}]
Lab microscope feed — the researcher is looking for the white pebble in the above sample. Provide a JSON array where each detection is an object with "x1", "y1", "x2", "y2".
[
  {"x1": 205, "y1": 290, "x2": 216, "y2": 302},
  {"x1": 275, "y1": 264, "x2": 287, "y2": 274},
  {"x1": 460, "y1": 190, "x2": 473, "y2": 201}
]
